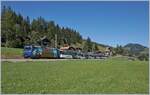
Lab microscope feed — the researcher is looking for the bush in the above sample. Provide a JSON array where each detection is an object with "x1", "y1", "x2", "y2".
[{"x1": 138, "y1": 53, "x2": 149, "y2": 61}]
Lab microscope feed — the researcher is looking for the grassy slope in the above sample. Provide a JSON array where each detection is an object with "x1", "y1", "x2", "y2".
[
  {"x1": 1, "y1": 47, "x2": 23, "y2": 58},
  {"x1": 75, "y1": 41, "x2": 106, "y2": 52},
  {"x1": 2, "y1": 58, "x2": 149, "y2": 94}
]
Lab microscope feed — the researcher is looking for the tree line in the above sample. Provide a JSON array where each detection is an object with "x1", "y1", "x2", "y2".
[{"x1": 1, "y1": 6, "x2": 84, "y2": 49}]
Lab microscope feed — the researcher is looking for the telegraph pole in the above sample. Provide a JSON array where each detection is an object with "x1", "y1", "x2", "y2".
[
  {"x1": 55, "y1": 34, "x2": 57, "y2": 48},
  {"x1": 92, "y1": 43, "x2": 95, "y2": 52}
]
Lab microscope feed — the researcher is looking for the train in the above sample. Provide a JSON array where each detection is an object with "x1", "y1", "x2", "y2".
[
  {"x1": 23, "y1": 45, "x2": 60, "y2": 59},
  {"x1": 23, "y1": 45, "x2": 109, "y2": 59}
]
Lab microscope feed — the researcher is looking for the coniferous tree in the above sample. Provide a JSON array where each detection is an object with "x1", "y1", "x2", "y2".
[
  {"x1": 83, "y1": 37, "x2": 92, "y2": 52},
  {"x1": 1, "y1": 6, "x2": 83, "y2": 48}
]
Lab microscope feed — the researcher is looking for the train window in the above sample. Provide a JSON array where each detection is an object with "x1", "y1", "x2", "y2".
[{"x1": 24, "y1": 46, "x2": 32, "y2": 50}]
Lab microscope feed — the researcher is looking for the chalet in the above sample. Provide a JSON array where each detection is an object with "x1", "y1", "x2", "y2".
[
  {"x1": 60, "y1": 46, "x2": 75, "y2": 51},
  {"x1": 105, "y1": 47, "x2": 112, "y2": 56},
  {"x1": 37, "y1": 36, "x2": 50, "y2": 47}
]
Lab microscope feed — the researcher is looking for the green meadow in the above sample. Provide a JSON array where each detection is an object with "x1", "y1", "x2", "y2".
[
  {"x1": 1, "y1": 47, "x2": 23, "y2": 58},
  {"x1": 1, "y1": 57, "x2": 149, "y2": 94}
]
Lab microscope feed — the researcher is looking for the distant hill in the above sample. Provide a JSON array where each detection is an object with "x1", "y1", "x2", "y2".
[{"x1": 123, "y1": 43, "x2": 148, "y2": 55}]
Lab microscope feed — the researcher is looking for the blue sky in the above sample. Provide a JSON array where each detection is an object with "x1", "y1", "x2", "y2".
[{"x1": 1, "y1": 1, "x2": 149, "y2": 47}]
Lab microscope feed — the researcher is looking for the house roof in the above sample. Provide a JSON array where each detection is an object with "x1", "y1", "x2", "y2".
[
  {"x1": 60, "y1": 46, "x2": 70, "y2": 50},
  {"x1": 60, "y1": 46, "x2": 76, "y2": 51}
]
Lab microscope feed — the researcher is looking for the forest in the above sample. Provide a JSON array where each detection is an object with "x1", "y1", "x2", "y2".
[{"x1": 1, "y1": 6, "x2": 100, "y2": 52}]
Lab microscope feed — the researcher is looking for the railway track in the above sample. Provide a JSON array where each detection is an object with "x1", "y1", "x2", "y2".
[
  {"x1": 1, "y1": 59, "x2": 69, "y2": 62},
  {"x1": 1, "y1": 58, "x2": 105, "y2": 62}
]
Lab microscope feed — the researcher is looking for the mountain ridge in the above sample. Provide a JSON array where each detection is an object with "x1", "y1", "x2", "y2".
[{"x1": 123, "y1": 43, "x2": 148, "y2": 55}]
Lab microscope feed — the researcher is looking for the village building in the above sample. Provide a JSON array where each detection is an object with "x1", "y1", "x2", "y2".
[{"x1": 105, "y1": 47, "x2": 113, "y2": 56}]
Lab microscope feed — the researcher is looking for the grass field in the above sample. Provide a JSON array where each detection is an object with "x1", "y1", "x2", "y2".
[
  {"x1": 1, "y1": 57, "x2": 149, "y2": 94},
  {"x1": 1, "y1": 47, "x2": 23, "y2": 58}
]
